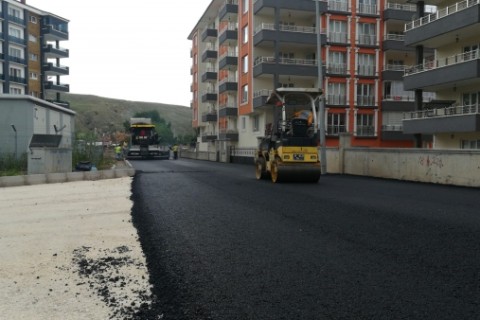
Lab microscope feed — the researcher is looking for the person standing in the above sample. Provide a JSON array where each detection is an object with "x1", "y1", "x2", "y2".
[{"x1": 172, "y1": 144, "x2": 178, "y2": 160}]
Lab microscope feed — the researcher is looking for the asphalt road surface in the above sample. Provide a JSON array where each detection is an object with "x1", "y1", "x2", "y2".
[{"x1": 130, "y1": 158, "x2": 480, "y2": 320}]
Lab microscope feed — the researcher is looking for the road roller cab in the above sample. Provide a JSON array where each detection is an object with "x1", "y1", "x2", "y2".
[{"x1": 255, "y1": 88, "x2": 323, "y2": 183}]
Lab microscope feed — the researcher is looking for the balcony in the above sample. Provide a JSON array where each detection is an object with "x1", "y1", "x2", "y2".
[
  {"x1": 382, "y1": 64, "x2": 406, "y2": 80},
  {"x1": 383, "y1": 33, "x2": 408, "y2": 51},
  {"x1": 202, "y1": 91, "x2": 218, "y2": 102},
  {"x1": 328, "y1": 0, "x2": 350, "y2": 13},
  {"x1": 202, "y1": 28, "x2": 218, "y2": 41},
  {"x1": 219, "y1": 129, "x2": 239, "y2": 141},
  {"x1": 202, "y1": 111, "x2": 217, "y2": 122},
  {"x1": 405, "y1": 0, "x2": 480, "y2": 47},
  {"x1": 381, "y1": 124, "x2": 414, "y2": 141},
  {"x1": 43, "y1": 63, "x2": 69, "y2": 76},
  {"x1": 45, "y1": 81, "x2": 70, "y2": 92},
  {"x1": 326, "y1": 94, "x2": 347, "y2": 106},
  {"x1": 201, "y1": 133, "x2": 217, "y2": 142},
  {"x1": 202, "y1": 49, "x2": 218, "y2": 62},
  {"x1": 219, "y1": 25, "x2": 238, "y2": 45},
  {"x1": 403, "y1": 50, "x2": 480, "y2": 91},
  {"x1": 219, "y1": 105, "x2": 238, "y2": 117},
  {"x1": 43, "y1": 44, "x2": 69, "y2": 58},
  {"x1": 42, "y1": 24, "x2": 69, "y2": 41},
  {"x1": 8, "y1": 55, "x2": 26, "y2": 65},
  {"x1": 219, "y1": 50, "x2": 238, "y2": 70},
  {"x1": 254, "y1": 0, "x2": 325, "y2": 15},
  {"x1": 384, "y1": 2, "x2": 417, "y2": 21},
  {"x1": 253, "y1": 56, "x2": 318, "y2": 77},
  {"x1": 382, "y1": 94, "x2": 415, "y2": 111},
  {"x1": 220, "y1": 0, "x2": 238, "y2": 21},
  {"x1": 201, "y1": 69, "x2": 218, "y2": 82},
  {"x1": 8, "y1": 35, "x2": 25, "y2": 46},
  {"x1": 253, "y1": 89, "x2": 272, "y2": 108},
  {"x1": 403, "y1": 104, "x2": 480, "y2": 134},
  {"x1": 218, "y1": 78, "x2": 238, "y2": 93},
  {"x1": 8, "y1": 15, "x2": 25, "y2": 26},
  {"x1": 358, "y1": 4, "x2": 379, "y2": 16},
  {"x1": 9, "y1": 75, "x2": 27, "y2": 84},
  {"x1": 253, "y1": 23, "x2": 326, "y2": 47}
]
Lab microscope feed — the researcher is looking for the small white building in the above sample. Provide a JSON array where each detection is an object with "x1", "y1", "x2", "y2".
[{"x1": 0, "y1": 95, "x2": 75, "y2": 174}]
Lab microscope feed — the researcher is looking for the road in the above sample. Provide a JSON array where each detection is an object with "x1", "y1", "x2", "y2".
[{"x1": 129, "y1": 158, "x2": 480, "y2": 320}]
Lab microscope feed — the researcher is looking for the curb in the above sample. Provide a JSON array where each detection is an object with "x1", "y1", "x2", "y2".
[{"x1": 0, "y1": 161, "x2": 135, "y2": 188}]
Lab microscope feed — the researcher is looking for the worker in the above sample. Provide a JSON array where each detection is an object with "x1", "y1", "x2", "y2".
[
  {"x1": 114, "y1": 145, "x2": 122, "y2": 160},
  {"x1": 294, "y1": 109, "x2": 313, "y2": 125},
  {"x1": 172, "y1": 144, "x2": 179, "y2": 160}
]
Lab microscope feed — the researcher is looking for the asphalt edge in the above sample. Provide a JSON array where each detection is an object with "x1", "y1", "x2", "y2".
[{"x1": 0, "y1": 160, "x2": 135, "y2": 188}]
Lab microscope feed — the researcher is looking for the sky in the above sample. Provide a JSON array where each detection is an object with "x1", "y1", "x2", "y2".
[{"x1": 26, "y1": 0, "x2": 212, "y2": 107}]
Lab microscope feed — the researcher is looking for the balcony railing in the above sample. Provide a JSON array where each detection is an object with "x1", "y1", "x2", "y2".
[
  {"x1": 357, "y1": 65, "x2": 376, "y2": 76},
  {"x1": 404, "y1": 49, "x2": 479, "y2": 76},
  {"x1": 328, "y1": 32, "x2": 348, "y2": 44},
  {"x1": 254, "y1": 23, "x2": 322, "y2": 35},
  {"x1": 384, "y1": 64, "x2": 406, "y2": 71},
  {"x1": 254, "y1": 56, "x2": 317, "y2": 66},
  {"x1": 405, "y1": 0, "x2": 478, "y2": 31},
  {"x1": 384, "y1": 33, "x2": 405, "y2": 41},
  {"x1": 357, "y1": 34, "x2": 377, "y2": 46},
  {"x1": 404, "y1": 104, "x2": 480, "y2": 120},
  {"x1": 327, "y1": 94, "x2": 347, "y2": 105},
  {"x1": 382, "y1": 124, "x2": 403, "y2": 131},
  {"x1": 327, "y1": 125, "x2": 347, "y2": 135},
  {"x1": 219, "y1": 49, "x2": 238, "y2": 59},
  {"x1": 386, "y1": 2, "x2": 416, "y2": 12},
  {"x1": 356, "y1": 126, "x2": 376, "y2": 137},
  {"x1": 328, "y1": 0, "x2": 349, "y2": 11},
  {"x1": 327, "y1": 63, "x2": 348, "y2": 74},
  {"x1": 357, "y1": 95, "x2": 375, "y2": 106}
]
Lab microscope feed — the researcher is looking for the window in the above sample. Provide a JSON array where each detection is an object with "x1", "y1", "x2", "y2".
[
  {"x1": 10, "y1": 86, "x2": 23, "y2": 94},
  {"x1": 329, "y1": 20, "x2": 347, "y2": 43},
  {"x1": 241, "y1": 84, "x2": 248, "y2": 103},
  {"x1": 9, "y1": 26, "x2": 22, "y2": 38},
  {"x1": 30, "y1": 16, "x2": 37, "y2": 24},
  {"x1": 327, "y1": 113, "x2": 347, "y2": 135},
  {"x1": 357, "y1": 23, "x2": 376, "y2": 46},
  {"x1": 30, "y1": 72, "x2": 38, "y2": 80},
  {"x1": 29, "y1": 53, "x2": 38, "y2": 61},
  {"x1": 358, "y1": 0, "x2": 377, "y2": 14},
  {"x1": 242, "y1": 0, "x2": 249, "y2": 13},
  {"x1": 241, "y1": 117, "x2": 246, "y2": 130},
  {"x1": 242, "y1": 55, "x2": 248, "y2": 73},
  {"x1": 327, "y1": 82, "x2": 347, "y2": 105},
  {"x1": 8, "y1": 7, "x2": 22, "y2": 18},
  {"x1": 357, "y1": 83, "x2": 375, "y2": 106},
  {"x1": 328, "y1": 51, "x2": 347, "y2": 74},
  {"x1": 357, "y1": 53, "x2": 375, "y2": 76},
  {"x1": 356, "y1": 114, "x2": 375, "y2": 136},
  {"x1": 28, "y1": 34, "x2": 37, "y2": 43},
  {"x1": 242, "y1": 25, "x2": 249, "y2": 44},
  {"x1": 461, "y1": 140, "x2": 480, "y2": 149},
  {"x1": 9, "y1": 47, "x2": 22, "y2": 58},
  {"x1": 252, "y1": 115, "x2": 259, "y2": 132}
]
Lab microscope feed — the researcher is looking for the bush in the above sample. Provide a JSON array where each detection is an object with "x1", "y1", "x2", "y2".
[{"x1": 0, "y1": 153, "x2": 27, "y2": 176}]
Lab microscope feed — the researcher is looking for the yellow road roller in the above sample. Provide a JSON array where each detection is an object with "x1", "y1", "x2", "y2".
[{"x1": 255, "y1": 88, "x2": 323, "y2": 183}]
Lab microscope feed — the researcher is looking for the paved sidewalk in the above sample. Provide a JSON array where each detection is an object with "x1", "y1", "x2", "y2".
[{"x1": 0, "y1": 177, "x2": 154, "y2": 319}]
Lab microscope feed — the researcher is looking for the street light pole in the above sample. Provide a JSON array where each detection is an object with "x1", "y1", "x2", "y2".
[
  {"x1": 315, "y1": 0, "x2": 327, "y2": 174},
  {"x1": 11, "y1": 124, "x2": 17, "y2": 159}
]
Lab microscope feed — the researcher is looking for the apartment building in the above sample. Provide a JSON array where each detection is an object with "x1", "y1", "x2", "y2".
[
  {"x1": 189, "y1": 0, "x2": 437, "y2": 152},
  {"x1": 402, "y1": 0, "x2": 480, "y2": 149},
  {"x1": 1, "y1": 0, "x2": 69, "y2": 106}
]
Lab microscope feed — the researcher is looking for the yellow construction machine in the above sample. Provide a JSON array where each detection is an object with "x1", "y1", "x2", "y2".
[{"x1": 255, "y1": 88, "x2": 323, "y2": 183}]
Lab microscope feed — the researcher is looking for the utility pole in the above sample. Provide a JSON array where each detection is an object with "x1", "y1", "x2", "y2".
[{"x1": 315, "y1": 0, "x2": 327, "y2": 174}]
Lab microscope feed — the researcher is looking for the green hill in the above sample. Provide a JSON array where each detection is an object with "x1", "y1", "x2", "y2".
[{"x1": 61, "y1": 93, "x2": 193, "y2": 137}]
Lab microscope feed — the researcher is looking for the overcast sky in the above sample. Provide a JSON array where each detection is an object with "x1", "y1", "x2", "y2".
[{"x1": 26, "y1": 0, "x2": 212, "y2": 107}]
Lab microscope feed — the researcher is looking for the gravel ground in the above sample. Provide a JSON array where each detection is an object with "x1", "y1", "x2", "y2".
[{"x1": 0, "y1": 177, "x2": 157, "y2": 320}]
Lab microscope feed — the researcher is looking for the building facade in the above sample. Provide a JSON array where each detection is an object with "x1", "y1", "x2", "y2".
[
  {"x1": 189, "y1": 0, "x2": 446, "y2": 152},
  {"x1": 402, "y1": 0, "x2": 480, "y2": 149},
  {"x1": 1, "y1": 0, "x2": 69, "y2": 106}
]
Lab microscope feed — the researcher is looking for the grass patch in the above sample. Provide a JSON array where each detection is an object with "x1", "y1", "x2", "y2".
[{"x1": 0, "y1": 153, "x2": 27, "y2": 176}]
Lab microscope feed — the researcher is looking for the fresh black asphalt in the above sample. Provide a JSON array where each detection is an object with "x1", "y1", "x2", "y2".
[{"x1": 129, "y1": 158, "x2": 480, "y2": 320}]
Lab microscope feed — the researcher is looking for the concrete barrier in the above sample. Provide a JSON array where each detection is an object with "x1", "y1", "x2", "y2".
[{"x1": 0, "y1": 161, "x2": 136, "y2": 188}]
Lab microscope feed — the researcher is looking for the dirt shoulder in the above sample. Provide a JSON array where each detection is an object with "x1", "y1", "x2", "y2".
[{"x1": 0, "y1": 177, "x2": 155, "y2": 320}]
